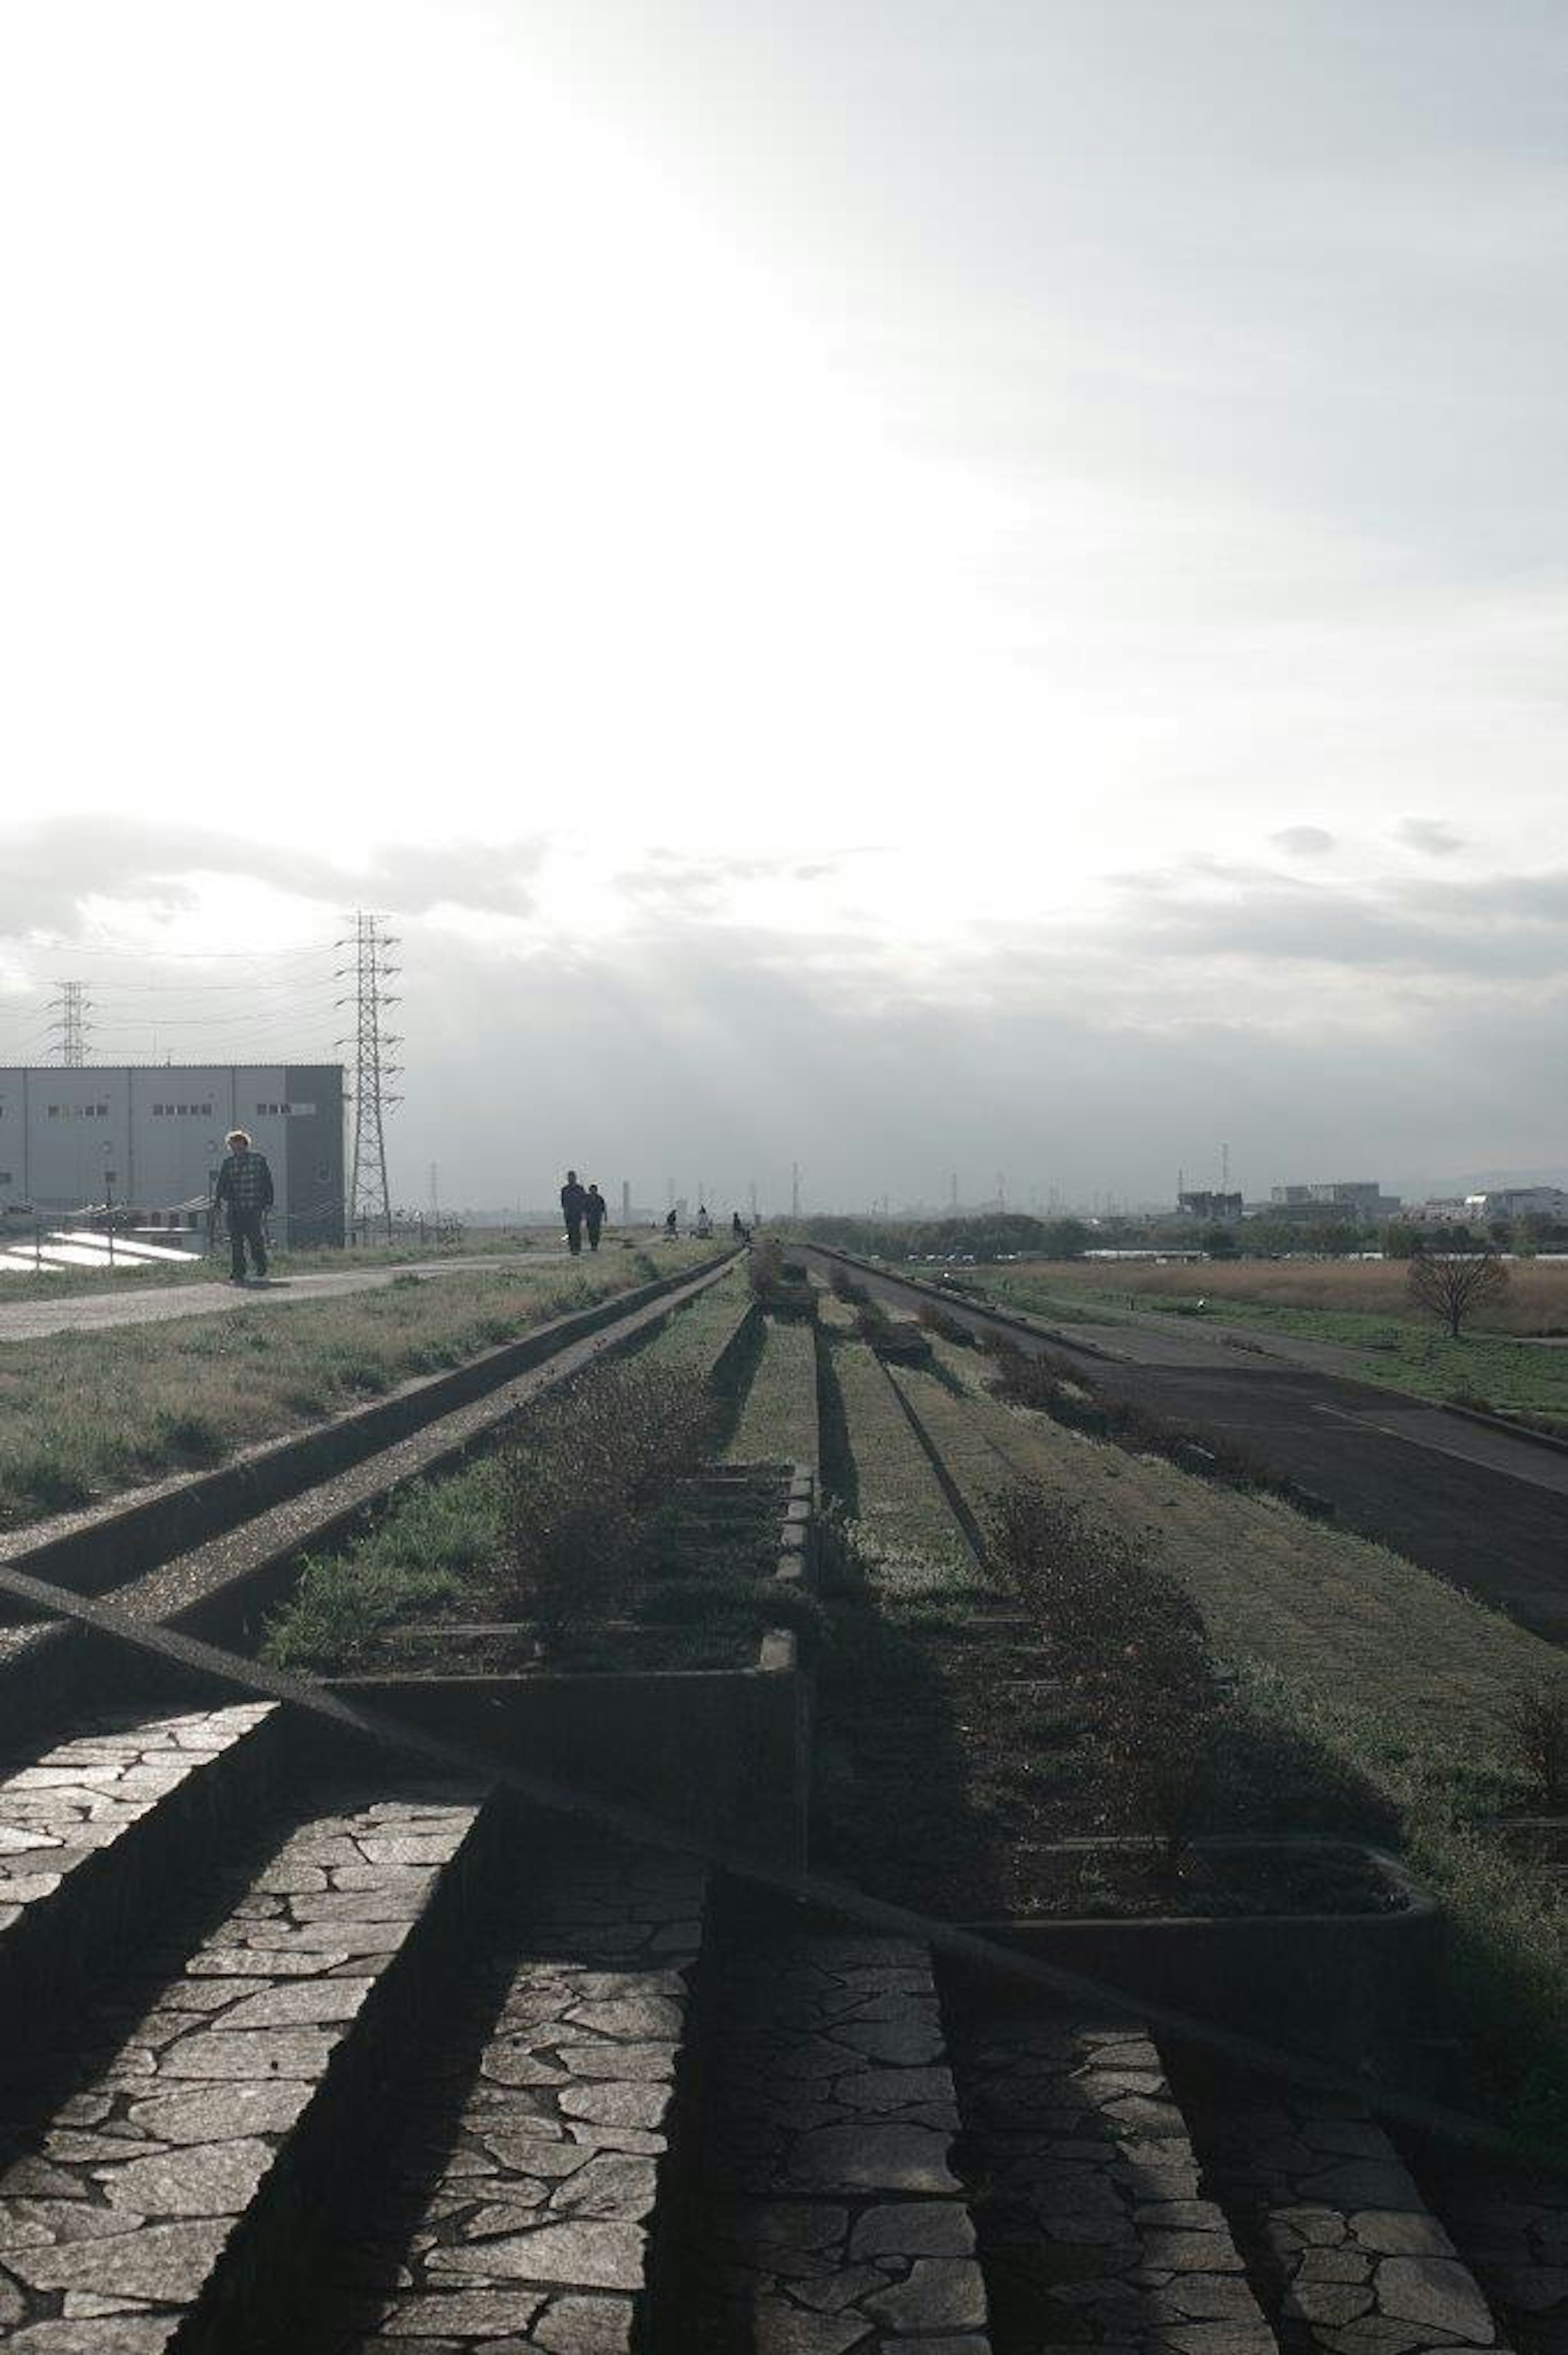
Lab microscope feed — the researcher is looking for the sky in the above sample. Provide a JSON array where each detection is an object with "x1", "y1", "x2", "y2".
[{"x1": 1, "y1": 1, "x2": 1564, "y2": 1213}]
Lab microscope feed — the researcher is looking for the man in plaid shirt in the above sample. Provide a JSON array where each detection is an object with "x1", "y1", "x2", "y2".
[{"x1": 213, "y1": 1128, "x2": 275, "y2": 1284}]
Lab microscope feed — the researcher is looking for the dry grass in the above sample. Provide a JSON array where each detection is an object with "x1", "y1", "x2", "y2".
[
  {"x1": 1000, "y1": 1253, "x2": 1568, "y2": 1334},
  {"x1": 0, "y1": 1249, "x2": 713, "y2": 1528}
]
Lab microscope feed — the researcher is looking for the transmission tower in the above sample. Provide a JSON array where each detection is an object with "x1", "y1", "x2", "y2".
[
  {"x1": 47, "y1": 980, "x2": 92, "y2": 1066},
  {"x1": 791, "y1": 1160, "x2": 801, "y2": 1219},
  {"x1": 337, "y1": 911, "x2": 402, "y2": 1242}
]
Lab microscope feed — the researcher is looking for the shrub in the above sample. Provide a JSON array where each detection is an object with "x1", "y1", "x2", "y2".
[
  {"x1": 853, "y1": 1298, "x2": 890, "y2": 1344},
  {"x1": 749, "y1": 1240, "x2": 786, "y2": 1298},
  {"x1": 831, "y1": 1265, "x2": 869, "y2": 1305},
  {"x1": 1506, "y1": 1677, "x2": 1568, "y2": 1807},
  {"x1": 985, "y1": 1476, "x2": 1219, "y2": 1863},
  {"x1": 498, "y1": 1358, "x2": 712, "y2": 1631},
  {"x1": 917, "y1": 1302, "x2": 974, "y2": 1347}
]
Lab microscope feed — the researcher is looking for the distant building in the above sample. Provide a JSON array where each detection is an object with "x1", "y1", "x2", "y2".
[
  {"x1": 1463, "y1": 1186, "x2": 1568, "y2": 1222},
  {"x1": 1408, "y1": 1199, "x2": 1472, "y2": 1226},
  {"x1": 0, "y1": 1064, "x2": 345, "y2": 1246},
  {"x1": 1178, "y1": 1190, "x2": 1245, "y2": 1223},
  {"x1": 1269, "y1": 1180, "x2": 1402, "y2": 1221}
]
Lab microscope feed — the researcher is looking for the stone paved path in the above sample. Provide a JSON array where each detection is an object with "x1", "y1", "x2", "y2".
[
  {"x1": 1416, "y1": 2157, "x2": 1568, "y2": 2355},
  {"x1": 945, "y1": 2002, "x2": 1274, "y2": 2355},
  {"x1": 307, "y1": 1835, "x2": 706, "y2": 2353},
  {"x1": 687, "y1": 1920, "x2": 990, "y2": 2354},
  {"x1": 1165, "y1": 2065, "x2": 1509, "y2": 2355},
  {"x1": 0, "y1": 1775, "x2": 482, "y2": 2352}
]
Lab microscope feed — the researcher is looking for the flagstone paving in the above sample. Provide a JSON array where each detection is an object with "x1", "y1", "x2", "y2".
[
  {"x1": 306, "y1": 1838, "x2": 706, "y2": 2352},
  {"x1": 945, "y1": 2006, "x2": 1275, "y2": 2355},
  {"x1": 688, "y1": 1925, "x2": 990, "y2": 2354},
  {"x1": 1169, "y1": 2077, "x2": 1511, "y2": 2355},
  {"x1": 0, "y1": 1780, "x2": 480, "y2": 2351}
]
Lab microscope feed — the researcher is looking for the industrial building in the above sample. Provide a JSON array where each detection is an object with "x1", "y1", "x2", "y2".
[
  {"x1": 0, "y1": 1065, "x2": 345, "y2": 1246},
  {"x1": 1268, "y1": 1180, "x2": 1402, "y2": 1221}
]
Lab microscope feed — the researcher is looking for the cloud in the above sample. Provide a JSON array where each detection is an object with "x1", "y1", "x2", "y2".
[
  {"x1": 0, "y1": 819, "x2": 547, "y2": 938},
  {"x1": 1095, "y1": 863, "x2": 1568, "y2": 987},
  {"x1": 1270, "y1": 825, "x2": 1337, "y2": 857},
  {"x1": 1395, "y1": 816, "x2": 1465, "y2": 857}
]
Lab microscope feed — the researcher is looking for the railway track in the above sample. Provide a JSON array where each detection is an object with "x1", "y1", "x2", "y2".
[{"x1": 0, "y1": 1254, "x2": 1559, "y2": 2352}]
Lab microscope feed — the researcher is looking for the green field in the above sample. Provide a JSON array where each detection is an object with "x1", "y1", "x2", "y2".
[{"x1": 973, "y1": 1262, "x2": 1568, "y2": 1427}]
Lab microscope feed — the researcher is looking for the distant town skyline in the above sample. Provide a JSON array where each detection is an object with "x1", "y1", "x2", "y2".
[{"x1": 2, "y1": 4, "x2": 1563, "y2": 1208}]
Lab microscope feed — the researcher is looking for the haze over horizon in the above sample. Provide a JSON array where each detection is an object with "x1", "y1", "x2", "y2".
[{"x1": 2, "y1": 2, "x2": 1564, "y2": 1213}]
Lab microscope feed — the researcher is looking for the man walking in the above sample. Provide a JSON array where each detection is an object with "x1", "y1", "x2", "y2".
[
  {"x1": 560, "y1": 1169, "x2": 588, "y2": 1256},
  {"x1": 584, "y1": 1182, "x2": 607, "y2": 1251},
  {"x1": 214, "y1": 1128, "x2": 274, "y2": 1284}
]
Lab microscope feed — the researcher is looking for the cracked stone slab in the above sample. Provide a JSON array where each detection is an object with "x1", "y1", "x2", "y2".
[
  {"x1": 1164, "y1": 2082, "x2": 1509, "y2": 2355},
  {"x1": 0, "y1": 1779, "x2": 478, "y2": 2342}
]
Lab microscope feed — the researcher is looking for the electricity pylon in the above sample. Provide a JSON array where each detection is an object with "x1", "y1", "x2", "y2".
[{"x1": 337, "y1": 911, "x2": 402, "y2": 1243}]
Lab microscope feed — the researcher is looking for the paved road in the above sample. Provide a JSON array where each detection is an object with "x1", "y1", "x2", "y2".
[
  {"x1": 0, "y1": 1251, "x2": 583, "y2": 1344},
  {"x1": 813, "y1": 1253, "x2": 1568, "y2": 1646}
]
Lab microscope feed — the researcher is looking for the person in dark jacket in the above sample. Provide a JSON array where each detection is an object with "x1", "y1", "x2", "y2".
[
  {"x1": 584, "y1": 1182, "x2": 607, "y2": 1251},
  {"x1": 214, "y1": 1128, "x2": 274, "y2": 1283},
  {"x1": 560, "y1": 1169, "x2": 588, "y2": 1255}
]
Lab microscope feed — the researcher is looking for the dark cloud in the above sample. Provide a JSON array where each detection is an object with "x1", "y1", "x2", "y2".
[
  {"x1": 1396, "y1": 816, "x2": 1465, "y2": 857},
  {"x1": 0, "y1": 818, "x2": 546, "y2": 937},
  {"x1": 612, "y1": 850, "x2": 846, "y2": 918},
  {"x1": 1100, "y1": 864, "x2": 1568, "y2": 983},
  {"x1": 1271, "y1": 825, "x2": 1337, "y2": 857}
]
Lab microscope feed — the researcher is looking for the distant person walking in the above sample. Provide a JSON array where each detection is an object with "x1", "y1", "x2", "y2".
[
  {"x1": 560, "y1": 1169, "x2": 588, "y2": 1256},
  {"x1": 214, "y1": 1129, "x2": 274, "y2": 1285},
  {"x1": 695, "y1": 1204, "x2": 713, "y2": 1239},
  {"x1": 664, "y1": 1209, "x2": 678, "y2": 1239},
  {"x1": 584, "y1": 1182, "x2": 607, "y2": 1251}
]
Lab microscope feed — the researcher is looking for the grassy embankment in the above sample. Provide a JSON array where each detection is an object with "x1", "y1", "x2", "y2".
[
  {"x1": 896, "y1": 1331, "x2": 1568, "y2": 2147},
  {"x1": 262, "y1": 1265, "x2": 757, "y2": 1672},
  {"x1": 0, "y1": 1245, "x2": 715, "y2": 1529},
  {"x1": 973, "y1": 1256, "x2": 1568, "y2": 1428},
  {"x1": 0, "y1": 1226, "x2": 653, "y2": 1307}
]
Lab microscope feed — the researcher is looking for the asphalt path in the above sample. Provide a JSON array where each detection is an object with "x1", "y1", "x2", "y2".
[
  {"x1": 0, "y1": 1249, "x2": 584, "y2": 1343},
  {"x1": 811, "y1": 1253, "x2": 1568, "y2": 1646}
]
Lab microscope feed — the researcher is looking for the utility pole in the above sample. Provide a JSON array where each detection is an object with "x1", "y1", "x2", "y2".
[
  {"x1": 748, "y1": 1180, "x2": 758, "y2": 1226},
  {"x1": 48, "y1": 980, "x2": 91, "y2": 1066},
  {"x1": 791, "y1": 1161, "x2": 801, "y2": 1220},
  {"x1": 621, "y1": 1180, "x2": 631, "y2": 1227},
  {"x1": 949, "y1": 1171, "x2": 959, "y2": 1215},
  {"x1": 1221, "y1": 1140, "x2": 1231, "y2": 1193},
  {"x1": 337, "y1": 910, "x2": 402, "y2": 1245}
]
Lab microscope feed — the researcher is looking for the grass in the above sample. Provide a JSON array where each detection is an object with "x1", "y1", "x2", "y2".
[
  {"x1": 822, "y1": 1326, "x2": 973, "y2": 1588},
  {"x1": 724, "y1": 1314, "x2": 820, "y2": 1469},
  {"x1": 261, "y1": 1275, "x2": 775, "y2": 1673},
  {"x1": 0, "y1": 1224, "x2": 601, "y2": 1306},
  {"x1": 975, "y1": 1258, "x2": 1568, "y2": 1427},
  {"x1": 640, "y1": 1266, "x2": 753, "y2": 1381},
  {"x1": 0, "y1": 1248, "x2": 715, "y2": 1529}
]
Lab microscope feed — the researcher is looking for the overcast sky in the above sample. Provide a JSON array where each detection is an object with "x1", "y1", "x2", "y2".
[{"x1": 1, "y1": 2, "x2": 1563, "y2": 1211}]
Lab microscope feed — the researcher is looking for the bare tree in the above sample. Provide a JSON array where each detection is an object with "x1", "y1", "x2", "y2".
[{"x1": 1406, "y1": 1247, "x2": 1510, "y2": 1339}]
